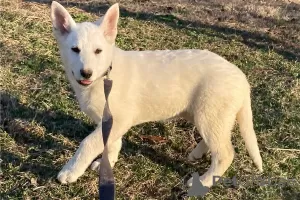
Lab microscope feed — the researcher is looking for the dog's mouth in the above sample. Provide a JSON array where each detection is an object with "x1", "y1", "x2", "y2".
[
  {"x1": 72, "y1": 71, "x2": 93, "y2": 86},
  {"x1": 77, "y1": 79, "x2": 93, "y2": 86}
]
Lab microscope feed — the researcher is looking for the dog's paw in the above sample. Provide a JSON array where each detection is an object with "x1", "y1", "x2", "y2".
[
  {"x1": 90, "y1": 158, "x2": 101, "y2": 171},
  {"x1": 186, "y1": 175, "x2": 213, "y2": 188},
  {"x1": 188, "y1": 151, "x2": 205, "y2": 162},
  {"x1": 187, "y1": 177, "x2": 193, "y2": 187},
  {"x1": 57, "y1": 165, "x2": 83, "y2": 184},
  {"x1": 188, "y1": 142, "x2": 209, "y2": 162},
  {"x1": 90, "y1": 158, "x2": 117, "y2": 171},
  {"x1": 188, "y1": 152, "x2": 198, "y2": 162}
]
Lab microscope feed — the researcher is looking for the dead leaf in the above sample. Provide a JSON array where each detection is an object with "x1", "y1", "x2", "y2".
[{"x1": 139, "y1": 135, "x2": 168, "y2": 144}]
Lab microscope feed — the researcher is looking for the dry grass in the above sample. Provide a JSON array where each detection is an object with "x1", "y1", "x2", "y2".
[{"x1": 1, "y1": 0, "x2": 300, "y2": 199}]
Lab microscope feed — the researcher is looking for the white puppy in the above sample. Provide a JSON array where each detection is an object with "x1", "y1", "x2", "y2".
[{"x1": 50, "y1": 1, "x2": 263, "y2": 188}]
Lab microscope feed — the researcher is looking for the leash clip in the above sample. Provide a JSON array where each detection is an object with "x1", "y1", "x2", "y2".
[{"x1": 105, "y1": 65, "x2": 112, "y2": 80}]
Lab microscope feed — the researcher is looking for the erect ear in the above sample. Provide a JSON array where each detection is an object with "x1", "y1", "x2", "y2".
[
  {"x1": 51, "y1": 1, "x2": 76, "y2": 35},
  {"x1": 101, "y1": 3, "x2": 119, "y2": 43}
]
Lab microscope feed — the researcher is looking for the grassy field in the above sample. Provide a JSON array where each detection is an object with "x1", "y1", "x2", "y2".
[{"x1": 1, "y1": 0, "x2": 300, "y2": 199}]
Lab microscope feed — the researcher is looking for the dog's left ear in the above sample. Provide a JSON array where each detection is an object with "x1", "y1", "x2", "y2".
[{"x1": 101, "y1": 3, "x2": 119, "y2": 43}]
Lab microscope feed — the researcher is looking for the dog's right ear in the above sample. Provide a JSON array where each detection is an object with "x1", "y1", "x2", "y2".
[{"x1": 51, "y1": 1, "x2": 76, "y2": 35}]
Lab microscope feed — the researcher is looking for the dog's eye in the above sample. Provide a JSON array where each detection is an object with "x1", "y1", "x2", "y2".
[
  {"x1": 71, "y1": 47, "x2": 80, "y2": 53},
  {"x1": 95, "y1": 49, "x2": 102, "y2": 54}
]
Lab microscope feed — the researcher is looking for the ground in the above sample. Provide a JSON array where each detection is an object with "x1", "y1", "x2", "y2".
[{"x1": 0, "y1": 0, "x2": 300, "y2": 199}]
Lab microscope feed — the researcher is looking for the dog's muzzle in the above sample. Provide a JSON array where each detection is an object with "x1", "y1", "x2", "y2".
[{"x1": 72, "y1": 71, "x2": 93, "y2": 86}]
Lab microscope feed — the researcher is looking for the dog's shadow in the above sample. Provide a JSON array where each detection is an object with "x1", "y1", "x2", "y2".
[
  {"x1": 1, "y1": 91, "x2": 93, "y2": 182},
  {"x1": 1, "y1": 92, "x2": 202, "y2": 188}
]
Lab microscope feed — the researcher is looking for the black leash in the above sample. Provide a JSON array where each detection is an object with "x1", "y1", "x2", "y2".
[{"x1": 99, "y1": 65, "x2": 115, "y2": 200}]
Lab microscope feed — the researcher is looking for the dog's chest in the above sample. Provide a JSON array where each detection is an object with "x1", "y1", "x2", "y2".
[{"x1": 77, "y1": 91, "x2": 105, "y2": 124}]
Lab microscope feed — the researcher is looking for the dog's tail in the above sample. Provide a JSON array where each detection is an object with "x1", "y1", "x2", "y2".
[{"x1": 236, "y1": 92, "x2": 263, "y2": 172}]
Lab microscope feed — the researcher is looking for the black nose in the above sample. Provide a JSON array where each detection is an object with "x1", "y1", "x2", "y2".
[{"x1": 80, "y1": 69, "x2": 93, "y2": 79}]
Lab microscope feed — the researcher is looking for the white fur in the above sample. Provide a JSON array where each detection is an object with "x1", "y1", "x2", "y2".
[{"x1": 51, "y1": 1, "x2": 263, "y2": 188}]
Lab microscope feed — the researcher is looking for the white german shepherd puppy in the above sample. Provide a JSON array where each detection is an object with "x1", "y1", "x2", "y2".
[{"x1": 50, "y1": 1, "x2": 263, "y2": 188}]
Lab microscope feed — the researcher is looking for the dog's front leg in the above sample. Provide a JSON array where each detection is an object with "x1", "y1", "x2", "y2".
[
  {"x1": 90, "y1": 138, "x2": 122, "y2": 171},
  {"x1": 57, "y1": 125, "x2": 104, "y2": 184}
]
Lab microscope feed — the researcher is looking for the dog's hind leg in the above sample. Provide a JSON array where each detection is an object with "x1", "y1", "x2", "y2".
[
  {"x1": 180, "y1": 112, "x2": 210, "y2": 161},
  {"x1": 188, "y1": 140, "x2": 209, "y2": 161},
  {"x1": 187, "y1": 106, "x2": 236, "y2": 188},
  {"x1": 187, "y1": 128, "x2": 235, "y2": 187}
]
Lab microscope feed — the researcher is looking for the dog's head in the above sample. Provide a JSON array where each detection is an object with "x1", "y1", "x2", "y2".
[{"x1": 50, "y1": 1, "x2": 119, "y2": 87}]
